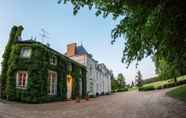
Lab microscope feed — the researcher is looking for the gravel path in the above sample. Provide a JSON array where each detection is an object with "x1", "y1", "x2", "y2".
[{"x1": 0, "y1": 88, "x2": 185, "y2": 118}]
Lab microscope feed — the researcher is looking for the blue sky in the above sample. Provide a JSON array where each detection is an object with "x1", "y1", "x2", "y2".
[{"x1": 0, "y1": 0, "x2": 156, "y2": 84}]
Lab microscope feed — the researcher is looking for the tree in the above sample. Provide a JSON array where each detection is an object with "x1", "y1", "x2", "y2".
[
  {"x1": 131, "y1": 81, "x2": 135, "y2": 87},
  {"x1": 111, "y1": 78, "x2": 119, "y2": 91},
  {"x1": 117, "y1": 73, "x2": 126, "y2": 88},
  {"x1": 153, "y1": 55, "x2": 180, "y2": 82},
  {"x1": 58, "y1": 0, "x2": 186, "y2": 78},
  {"x1": 135, "y1": 71, "x2": 143, "y2": 87}
]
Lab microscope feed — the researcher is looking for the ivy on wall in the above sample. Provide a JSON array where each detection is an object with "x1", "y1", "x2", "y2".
[
  {"x1": 1, "y1": 26, "x2": 23, "y2": 98},
  {"x1": 0, "y1": 25, "x2": 87, "y2": 103}
]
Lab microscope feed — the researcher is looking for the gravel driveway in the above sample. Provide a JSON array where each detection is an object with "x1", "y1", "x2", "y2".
[{"x1": 0, "y1": 88, "x2": 185, "y2": 118}]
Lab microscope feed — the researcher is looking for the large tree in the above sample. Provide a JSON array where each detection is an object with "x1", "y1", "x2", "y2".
[
  {"x1": 58, "y1": 0, "x2": 186, "y2": 76},
  {"x1": 153, "y1": 55, "x2": 179, "y2": 82}
]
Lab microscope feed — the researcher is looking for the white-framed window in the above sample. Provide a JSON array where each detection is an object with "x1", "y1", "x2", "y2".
[
  {"x1": 20, "y1": 47, "x2": 32, "y2": 58},
  {"x1": 16, "y1": 71, "x2": 28, "y2": 89},
  {"x1": 50, "y1": 56, "x2": 57, "y2": 65},
  {"x1": 48, "y1": 71, "x2": 57, "y2": 96}
]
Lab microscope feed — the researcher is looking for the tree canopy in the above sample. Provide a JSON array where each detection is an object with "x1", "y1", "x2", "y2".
[
  {"x1": 58, "y1": 0, "x2": 186, "y2": 76},
  {"x1": 117, "y1": 73, "x2": 126, "y2": 87}
]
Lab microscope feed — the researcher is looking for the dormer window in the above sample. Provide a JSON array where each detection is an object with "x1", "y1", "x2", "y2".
[
  {"x1": 50, "y1": 56, "x2": 57, "y2": 65},
  {"x1": 20, "y1": 47, "x2": 32, "y2": 58}
]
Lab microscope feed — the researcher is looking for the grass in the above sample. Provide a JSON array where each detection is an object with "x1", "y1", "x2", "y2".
[
  {"x1": 142, "y1": 75, "x2": 186, "y2": 88},
  {"x1": 167, "y1": 85, "x2": 186, "y2": 102},
  {"x1": 128, "y1": 87, "x2": 138, "y2": 91}
]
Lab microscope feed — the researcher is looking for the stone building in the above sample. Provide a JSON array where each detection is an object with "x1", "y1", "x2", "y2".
[{"x1": 66, "y1": 43, "x2": 112, "y2": 96}]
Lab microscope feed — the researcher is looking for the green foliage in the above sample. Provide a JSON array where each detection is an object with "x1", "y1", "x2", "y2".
[
  {"x1": 1, "y1": 26, "x2": 87, "y2": 103},
  {"x1": 139, "y1": 86, "x2": 155, "y2": 91},
  {"x1": 111, "y1": 73, "x2": 127, "y2": 92},
  {"x1": 135, "y1": 70, "x2": 143, "y2": 87},
  {"x1": 117, "y1": 88, "x2": 128, "y2": 92},
  {"x1": 139, "y1": 76, "x2": 186, "y2": 91},
  {"x1": 153, "y1": 55, "x2": 180, "y2": 81},
  {"x1": 111, "y1": 79, "x2": 119, "y2": 90},
  {"x1": 1, "y1": 25, "x2": 23, "y2": 98},
  {"x1": 59, "y1": 0, "x2": 186, "y2": 78},
  {"x1": 117, "y1": 73, "x2": 126, "y2": 88}
]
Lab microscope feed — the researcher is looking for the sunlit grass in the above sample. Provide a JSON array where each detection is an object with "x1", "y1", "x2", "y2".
[{"x1": 143, "y1": 75, "x2": 186, "y2": 88}]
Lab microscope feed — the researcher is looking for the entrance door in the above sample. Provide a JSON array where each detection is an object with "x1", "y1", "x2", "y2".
[{"x1": 67, "y1": 75, "x2": 73, "y2": 99}]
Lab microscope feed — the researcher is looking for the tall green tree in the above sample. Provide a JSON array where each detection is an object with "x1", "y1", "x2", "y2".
[
  {"x1": 58, "y1": 0, "x2": 186, "y2": 77},
  {"x1": 0, "y1": 25, "x2": 24, "y2": 98},
  {"x1": 153, "y1": 55, "x2": 179, "y2": 82},
  {"x1": 135, "y1": 71, "x2": 143, "y2": 87},
  {"x1": 111, "y1": 78, "x2": 119, "y2": 91},
  {"x1": 117, "y1": 73, "x2": 126, "y2": 88}
]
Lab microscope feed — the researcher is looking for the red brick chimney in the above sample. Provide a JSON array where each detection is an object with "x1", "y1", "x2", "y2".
[{"x1": 66, "y1": 43, "x2": 77, "y2": 57}]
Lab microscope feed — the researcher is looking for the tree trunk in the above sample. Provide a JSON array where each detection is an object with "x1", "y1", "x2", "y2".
[{"x1": 174, "y1": 77, "x2": 177, "y2": 83}]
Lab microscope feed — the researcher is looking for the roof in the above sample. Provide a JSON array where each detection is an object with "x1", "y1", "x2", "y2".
[
  {"x1": 76, "y1": 45, "x2": 93, "y2": 57},
  {"x1": 16, "y1": 39, "x2": 86, "y2": 69},
  {"x1": 76, "y1": 45, "x2": 89, "y2": 55}
]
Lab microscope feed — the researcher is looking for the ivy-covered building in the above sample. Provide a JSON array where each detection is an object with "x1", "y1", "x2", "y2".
[{"x1": 0, "y1": 26, "x2": 87, "y2": 103}]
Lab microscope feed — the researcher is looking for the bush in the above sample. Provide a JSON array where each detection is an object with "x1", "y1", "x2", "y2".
[
  {"x1": 156, "y1": 85, "x2": 163, "y2": 90},
  {"x1": 177, "y1": 79, "x2": 186, "y2": 85},
  {"x1": 117, "y1": 88, "x2": 128, "y2": 92},
  {"x1": 139, "y1": 79, "x2": 186, "y2": 91},
  {"x1": 163, "y1": 83, "x2": 176, "y2": 88},
  {"x1": 139, "y1": 86, "x2": 155, "y2": 91}
]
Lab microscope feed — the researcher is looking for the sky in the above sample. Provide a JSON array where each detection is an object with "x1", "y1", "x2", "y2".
[{"x1": 0, "y1": 0, "x2": 156, "y2": 84}]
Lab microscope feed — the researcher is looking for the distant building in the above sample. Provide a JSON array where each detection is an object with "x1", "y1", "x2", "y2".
[
  {"x1": 96, "y1": 64, "x2": 112, "y2": 95},
  {"x1": 66, "y1": 43, "x2": 112, "y2": 96}
]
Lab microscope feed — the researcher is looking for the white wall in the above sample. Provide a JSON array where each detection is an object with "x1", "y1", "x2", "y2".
[{"x1": 70, "y1": 55, "x2": 112, "y2": 96}]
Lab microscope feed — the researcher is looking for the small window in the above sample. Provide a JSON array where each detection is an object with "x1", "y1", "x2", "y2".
[
  {"x1": 50, "y1": 56, "x2": 57, "y2": 65},
  {"x1": 16, "y1": 71, "x2": 28, "y2": 89},
  {"x1": 20, "y1": 48, "x2": 31, "y2": 58},
  {"x1": 48, "y1": 71, "x2": 57, "y2": 96}
]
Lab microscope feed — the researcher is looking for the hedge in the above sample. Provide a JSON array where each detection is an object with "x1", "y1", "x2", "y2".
[
  {"x1": 139, "y1": 86, "x2": 155, "y2": 91},
  {"x1": 139, "y1": 79, "x2": 186, "y2": 91}
]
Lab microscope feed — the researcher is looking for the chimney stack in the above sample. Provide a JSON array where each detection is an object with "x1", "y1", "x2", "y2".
[{"x1": 66, "y1": 43, "x2": 77, "y2": 57}]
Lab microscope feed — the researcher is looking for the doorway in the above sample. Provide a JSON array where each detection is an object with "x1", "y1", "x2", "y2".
[{"x1": 67, "y1": 75, "x2": 73, "y2": 99}]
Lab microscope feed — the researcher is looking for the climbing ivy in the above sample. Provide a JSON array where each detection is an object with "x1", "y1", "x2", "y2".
[
  {"x1": 0, "y1": 26, "x2": 87, "y2": 103},
  {"x1": 1, "y1": 25, "x2": 23, "y2": 98}
]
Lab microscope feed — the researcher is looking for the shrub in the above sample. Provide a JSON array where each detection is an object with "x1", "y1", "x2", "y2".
[
  {"x1": 163, "y1": 83, "x2": 176, "y2": 88},
  {"x1": 139, "y1": 86, "x2": 155, "y2": 91},
  {"x1": 117, "y1": 88, "x2": 128, "y2": 92},
  {"x1": 156, "y1": 85, "x2": 163, "y2": 90},
  {"x1": 177, "y1": 80, "x2": 186, "y2": 85}
]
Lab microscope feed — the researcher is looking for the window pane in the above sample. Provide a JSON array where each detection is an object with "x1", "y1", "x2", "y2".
[
  {"x1": 22, "y1": 73, "x2": 26, "y2": 87},
  {"x1": 20, "y1": 48, "x2": 31, "y2": 58},
  {"x1": 16, "y1": 71, "x2": 28, "y2": 89},
  {"x1": 18, "y1": 73, "x2": 22, "y2": 86}
]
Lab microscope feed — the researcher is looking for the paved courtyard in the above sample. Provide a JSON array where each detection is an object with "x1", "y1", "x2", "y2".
[{"x1": 0, "y1": 88, "x2": 186, "y2": 118}]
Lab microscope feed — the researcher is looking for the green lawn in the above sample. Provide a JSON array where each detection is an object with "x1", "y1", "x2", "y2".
[
  {"x1": 143, "y1": 75, "x2": 186, "y2": 88},
  {"x1": 167, "y1": 85, "x2": 186, "y2": 102},
  {"x1": 128, "y1": 87, "x2": 138, "y2": 91}
]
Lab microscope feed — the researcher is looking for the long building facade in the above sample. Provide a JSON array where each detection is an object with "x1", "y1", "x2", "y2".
[{"x1": 66, "y1": 43, "x2": 112, "y2": 96}]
